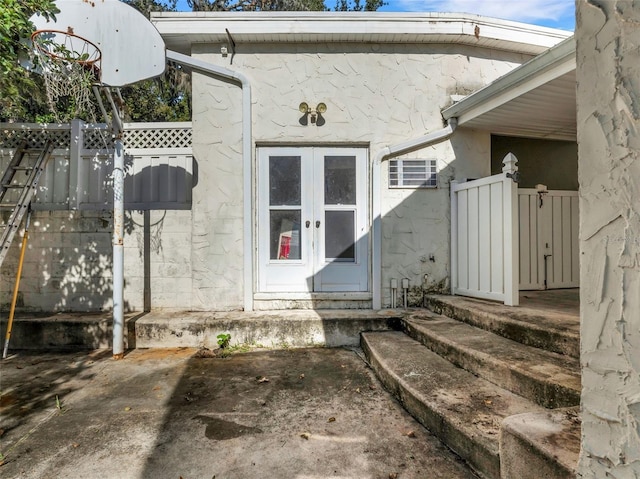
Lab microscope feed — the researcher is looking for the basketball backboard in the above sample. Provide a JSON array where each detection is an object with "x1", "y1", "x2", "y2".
[{"x1": 26, "y1": 0, "x2": 166, "y2": 87}]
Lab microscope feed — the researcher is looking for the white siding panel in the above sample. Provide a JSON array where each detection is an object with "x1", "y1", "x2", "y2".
[
  {"x1": 468, "y1": 187, "x2": 479, "y2": 291},
  {"x1": 552, "y1": 196, "x2": 563, "y2": 284},
  {"x1": 478, "y1": 184, "x2": 491, "y2": 292},
  {"x1": 457, "y1": 189, "x2": 469, "y2": 291},
  {"x1": 519, "y1": 193, "x2": 531, "y2": 285},
  {"x1": 490, "y1": 182, "x2": 503, "y2": 293},
  {"x1": 451, "y1": 171, "x2": 515, "y2": 304},
  {"x1": 571, "y1": 196, "x2": 580, "y2": 282},
  {"x1": 529, "y1": 196, "x2": 539, "y2": 287},
  {"x1": 520, "y1": 189, "x2": 579, "y2": 289},
  {"x1": 562, "y1": 195, "x2": 572, "y2": 283}
]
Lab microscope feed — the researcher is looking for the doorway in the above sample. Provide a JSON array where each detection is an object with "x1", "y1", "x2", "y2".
[{"x1": 257, "y1": 147, "x2": 369, "y2": 293}]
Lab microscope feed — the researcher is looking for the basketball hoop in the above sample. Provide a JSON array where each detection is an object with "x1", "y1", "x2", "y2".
[{"x1": 30, "y1": 29, "x2": 102, "y2": 122}]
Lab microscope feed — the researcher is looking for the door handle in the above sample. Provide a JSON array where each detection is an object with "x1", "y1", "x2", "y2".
[
  {"x1": 305, "y1": 220, "x2": 310, "y2": 228},
  {"x1": 316, "y1": 220, "x2": 321, "y2": 228}
]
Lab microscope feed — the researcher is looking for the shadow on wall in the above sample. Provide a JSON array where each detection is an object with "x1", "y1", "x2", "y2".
[
  {"x1": 0, "y1": 159, "x2": 198, "y2": 313},
  {"x1": 301, "y1": 154, "x2": 460, "y2": 310},
  {"x1": 302, "y1": 132, "x2": 578, "y2": 310},
  {"x1": 1, "y1": 133, "x2": 579, "y2": 313}
]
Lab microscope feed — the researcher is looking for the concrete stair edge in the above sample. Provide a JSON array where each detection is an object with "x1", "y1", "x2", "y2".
[
  {"x1": 402, "y1": 316, "x2": 581, "y2": 409},
  {"x1": 361, "y1": 330, "x2": 551, "y2": 479},
  {"x1": 424, "y1": 296, "x2": 579, "y2": 358},
  {"x1": 500, "y1": 408, "x2": 580, "y2": 479},
  {"x1": 0, "y1": 312, "x2": 402, "y2": 350}
]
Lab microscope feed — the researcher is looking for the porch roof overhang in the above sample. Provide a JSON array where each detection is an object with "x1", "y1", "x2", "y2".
[
  {"x1": 151, "y1": 12, "x2": 571, "y2": 56},
  {"x1": 442, "y1": 36, "x2": 576, "y2": 142}
]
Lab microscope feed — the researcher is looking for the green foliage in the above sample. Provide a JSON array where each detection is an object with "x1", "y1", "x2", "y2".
[
  {"x1": 217, "y1": 333, "x2": 231, "y2": 349},
  {"x1": 188, "y1": 0, "x2": 384, "y2": 13},
  {"x1": 0, "y1": 0, "x2": 383, "y2": 123},
  {"x1": 189, "y1": 0, "x2": 324, "y2": 11},
  {"x1": 120, "y1": 75, "x2": 191, "y2": 122},
  {"x1": 333, "y1": 0, "x2": 384, "y2": 11},
  {"x1": 0, "y1": 0, "x2": 59, "y2": 121}
]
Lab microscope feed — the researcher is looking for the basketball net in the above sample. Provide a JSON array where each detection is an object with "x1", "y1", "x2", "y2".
[{"x1": 30, "y1": 30, "x2": 102, "y2": 123}]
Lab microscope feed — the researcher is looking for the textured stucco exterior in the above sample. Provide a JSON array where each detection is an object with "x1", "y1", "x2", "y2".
[
  {"x1": 577, "y1": 1, "x2": 640, "y2": 476},
  {"x1": 1, "y1": 16, "x2": 569, "y2": 313},
  {"x1": 190, "y1": 41, "x2": 527, "y2": 310}
]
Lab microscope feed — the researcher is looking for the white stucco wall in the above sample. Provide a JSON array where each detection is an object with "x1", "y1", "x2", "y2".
[
  {"x1": 577, "y1": 1, "x2": 640, "y2": 476},
  {"x1": 191, "y1": 41, "x2": 526, "y2": 310},
  {"x1": 0, "y1": 40, "x2": 530, "y2": 313}
]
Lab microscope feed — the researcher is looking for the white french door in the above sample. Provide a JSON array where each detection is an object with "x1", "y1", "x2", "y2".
[{"x1": 257, "y1": 147, "x2": 368, "y2": 293}]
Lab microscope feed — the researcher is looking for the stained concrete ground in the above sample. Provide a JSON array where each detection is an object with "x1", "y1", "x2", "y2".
[{"x1": 0, "y1": 347, "x2": 478, "y2": 479}]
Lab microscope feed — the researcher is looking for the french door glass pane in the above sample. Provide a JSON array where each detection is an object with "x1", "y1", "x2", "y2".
[
  {"x1": 325, "y1": 211, "x2": 355, "y2": 261},
  {"x1": 324, "y1": 156, "x2": 356, "y2": 205},
  {"x1": 270, "y1": 210, "x2": 301, "y2": 260},
  {"x1": 269, "y1": 156, "x2": 301, "y2": 206}
]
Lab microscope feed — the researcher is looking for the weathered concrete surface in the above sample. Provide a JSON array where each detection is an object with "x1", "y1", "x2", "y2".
[
  {"x1": 134, "y1": 309, "x2": 401, "y2": 348},
  {"x1": 576, "y1": 1, "x2": 640, "y2": 476},
  {"x1": 362, "y1": 331, "x2": 545, "y2": 479},
  {"x1": 425, "y1": 290, "x2": 579, "y2": 358},
  {"x1": 0, "y1": 347, "x2": 478, "y2": 479},
  {"x1": 500, "y1": 408, "x2": 580, "y2": 479},
  {"x1": 402, "y1": 313, "x2": 581, "y2": 408},
  {"x1": 0, "y1": 312, "x2": 141, "y2": 350},
  {"x1": 0, "y1": 309, "x2": 402, "y2": 351}
]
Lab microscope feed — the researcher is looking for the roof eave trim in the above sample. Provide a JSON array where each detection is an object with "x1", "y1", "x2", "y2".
[{"x1": 442, "y1": 36, "x2": 576, "y2": 123}]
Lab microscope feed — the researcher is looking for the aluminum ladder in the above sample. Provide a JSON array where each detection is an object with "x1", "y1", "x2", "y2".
[{"x1": 0, "y1": 141, "x2": 55, "y2": 268}]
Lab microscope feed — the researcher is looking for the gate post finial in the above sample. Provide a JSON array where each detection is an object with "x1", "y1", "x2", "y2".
[{"x1": 502, "y1": 152, "x2": 518, "y2": 174}]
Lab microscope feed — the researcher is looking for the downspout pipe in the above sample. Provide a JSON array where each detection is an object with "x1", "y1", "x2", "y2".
[
  {"x1": 166, "y1": 50, "x2": 254, "y2": 311},
  {"x1": 372, "y1": 118, "x2": 457, "y2": 309}
]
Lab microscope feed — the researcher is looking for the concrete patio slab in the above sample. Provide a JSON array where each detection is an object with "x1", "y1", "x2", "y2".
[{"x1": 0, "y1": 347, "x2": 478, "y2": 479}]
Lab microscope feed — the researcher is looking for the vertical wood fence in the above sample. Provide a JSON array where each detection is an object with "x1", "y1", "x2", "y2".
[
  {"x1": 519, "y1": 189, "x2": 579, "y2": 290},
  {"x1": 451, "y1": 153, "x2": 519, "y2": 306}
]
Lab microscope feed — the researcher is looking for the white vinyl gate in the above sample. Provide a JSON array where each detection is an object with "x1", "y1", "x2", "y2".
[
  {"x1": 518, "y1": 189, "x2": 579, "y2": 290},
  {"x1": 450, "y1": 154, "x2": 519, "y2": 306}
]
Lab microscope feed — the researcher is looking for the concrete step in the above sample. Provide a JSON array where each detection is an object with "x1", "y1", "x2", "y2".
[
  {"x1": 500, "y1": 408, "x2": 581, "y2": 479},
  {"x1": 424, "y1": 295, "x2": 579, "y2": 358},
  {"x1": 402, "y1": 312, "x2": 581, "y2": 409},
  {"x1": 0, "y1": 312, "x2": 118, "y2": 350},
  {"x1": 0, "y1": 310, "x2": 402, "y2": 350},
  {"x1": 361, "y1": 331, "x2": 547, "y2": 479}
]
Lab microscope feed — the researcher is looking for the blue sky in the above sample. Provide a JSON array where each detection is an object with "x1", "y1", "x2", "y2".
[{"x1": 173, "y1": 0, "x2": 575, "y2": 31}]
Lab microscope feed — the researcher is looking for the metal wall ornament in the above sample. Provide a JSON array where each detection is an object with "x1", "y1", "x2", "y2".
[{"x1": 299, "y1": 102, "x2": 327, "y2": 126}]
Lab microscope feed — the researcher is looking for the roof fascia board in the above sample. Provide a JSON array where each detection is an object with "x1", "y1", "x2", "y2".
[
  {"x1": 152, "y1": 12, "x2": 570, "y2": 51},
  {"x1": 442, "y1": 36, "x2": 576, "y2": 123}
]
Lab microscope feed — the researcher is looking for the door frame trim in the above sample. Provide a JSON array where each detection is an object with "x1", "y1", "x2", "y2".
[{"x1": 255, "y1": 146, "x2": 371, "y2": 297}]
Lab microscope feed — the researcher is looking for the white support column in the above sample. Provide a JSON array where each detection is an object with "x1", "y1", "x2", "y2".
[
  {"x1": 372, "y1": 156, "x2": 382, "y2": 310},
  {"x1": 112, "y1": 136, "x2": 125, "y2": 358},
  {"x1": 502, "y1": 153, "x2": 519, "y2": 306},
  {"x1": 69, "y1": 119, "x2": 83, "y2": 209},
  {"x1": 450, "y1": 179, "x2": 459, "y2": 296}
]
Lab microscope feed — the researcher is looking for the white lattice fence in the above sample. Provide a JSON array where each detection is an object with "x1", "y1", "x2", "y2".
[
  {"x1": 0, "y1": 120, "x2": 193, "y2": 210},
  {"x1": 123, "y1": 122, "x2": 192, "y2": 149},
  {"x1": 0, "y1": 124, "x2": 71, "y2": 149}
]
